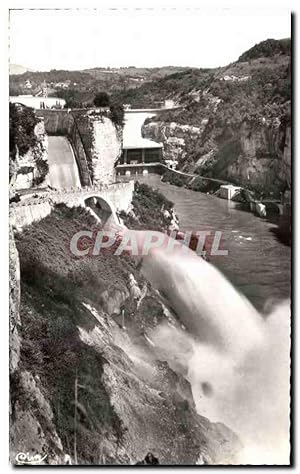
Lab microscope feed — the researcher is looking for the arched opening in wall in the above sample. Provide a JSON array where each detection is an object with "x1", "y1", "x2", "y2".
[{"x1": 84, "y1": 196, "x2": 116, "y2": 228}]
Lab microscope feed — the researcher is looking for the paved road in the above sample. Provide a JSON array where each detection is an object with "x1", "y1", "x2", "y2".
[{"x1": 47, "y1": 136, "x2": 81, "y2": 189}]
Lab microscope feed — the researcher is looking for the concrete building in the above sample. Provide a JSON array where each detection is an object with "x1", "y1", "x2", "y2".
[
  {"x1": 116, "y1": 138, "x2": 163, "y2": 177},
  {"x1": 218, "y1": 184, "x2": 241, "y2": 200}
]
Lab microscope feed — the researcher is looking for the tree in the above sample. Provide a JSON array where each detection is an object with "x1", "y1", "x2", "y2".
[
  {"x1": 109, "y1": 103, "x2": 125, "y2": 127},
  {"x1": 93, "y1": 92, "x2": 110, "y2": 107}
]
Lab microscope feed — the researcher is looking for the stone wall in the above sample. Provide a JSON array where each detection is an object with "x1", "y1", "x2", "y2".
[{"x1": 10, "y1": 202, "x2": 53, "y2": 229}]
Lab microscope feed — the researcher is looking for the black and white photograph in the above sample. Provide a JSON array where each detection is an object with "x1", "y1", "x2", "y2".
[{"x1": 7, "y1": 6, "x2": 292, "y2": 466}]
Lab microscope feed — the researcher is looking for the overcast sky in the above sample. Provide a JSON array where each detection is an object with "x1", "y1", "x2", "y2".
[{"x1": 9, "y1": 8, "x2": 291, "y2": 71}]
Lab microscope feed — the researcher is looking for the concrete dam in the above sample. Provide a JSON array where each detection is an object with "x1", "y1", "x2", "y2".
[{"x1": 11, "y1": 109, "x2": 134, "y2": 229}]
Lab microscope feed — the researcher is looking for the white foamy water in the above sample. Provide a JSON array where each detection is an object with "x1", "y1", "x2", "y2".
[
  {"x1": 123, "y1": 112, "x2": 159, "y2": 148},
  {"x1": 130, "y1": 231, "x2": 291, "y2": 465}
]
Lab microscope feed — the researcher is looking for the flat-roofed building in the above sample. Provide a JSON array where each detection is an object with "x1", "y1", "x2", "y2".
[{"x1": 116, "y1": 137, "x2": 163, "y2": 177}]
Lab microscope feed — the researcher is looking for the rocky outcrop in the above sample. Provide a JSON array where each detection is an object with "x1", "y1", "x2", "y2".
[
  {"x1": 90, "y1": 114, "x2": 122, "y2": 185},
  {"x1": 143, "y1": 121, "x2": 205, "y2": 171},
  {"x1": 10, "y1": 120, "x2": 48, "y2": 191}
]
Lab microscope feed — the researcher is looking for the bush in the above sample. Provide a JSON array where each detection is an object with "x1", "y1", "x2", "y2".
[
  {"x1": 9, "y1": 103, "x2": 49, "y2": 182},
  {"x1": 9, "y1": 103, "x2": 39, "y2": 159},
  {"x1": 93, "y1": 92, "x2": 110, "y2": 107},
  {"x1": 120, "y1": 181, "x2": 173, "y2": 231},
  {"x1": 162, "y1": 170, "x2": 188, "y2": 187}
]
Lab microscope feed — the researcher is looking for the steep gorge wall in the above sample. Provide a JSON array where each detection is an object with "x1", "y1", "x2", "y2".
[
  {"x1": 143, "y1": 118, "x2": 291, "y2": 195},
  {"x1": 222, "y1": 122, "x2": 291, "y2": 192},
  {"x1": 9, "y1": 230, "x2": 65, "y2": 464}
]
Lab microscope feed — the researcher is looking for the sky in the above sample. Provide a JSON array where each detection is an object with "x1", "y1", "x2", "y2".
[{"x1": 9, "y1": 8, "x2": 291, "y2": 71}]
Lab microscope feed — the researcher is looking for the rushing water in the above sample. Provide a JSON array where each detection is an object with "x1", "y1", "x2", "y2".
[
  {"x1": 135, "y1": 231, "x2": 290, "y2": 464},
  {"x1": 124, "y1": 177, "x2": 290, "y2": 463},
  {"x1": 137, "y1": 175, "x2": 291, "y2": 312}
]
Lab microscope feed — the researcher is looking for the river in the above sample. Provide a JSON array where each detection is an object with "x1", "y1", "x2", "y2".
[{"x1": 136, "y1": 175, "x2": 291, "y2": 313}]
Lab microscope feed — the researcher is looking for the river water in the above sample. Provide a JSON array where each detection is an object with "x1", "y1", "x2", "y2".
[{"x1": 137, "y1": 175, "x2": 291, "y2": 312}]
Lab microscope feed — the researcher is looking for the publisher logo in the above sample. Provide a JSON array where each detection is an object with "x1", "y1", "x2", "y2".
[{"x1": 15, "y1": 452, "x2": 47, "y2": 465}]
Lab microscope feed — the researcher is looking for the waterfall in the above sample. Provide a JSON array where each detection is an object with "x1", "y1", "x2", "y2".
[{"x1": 127, "y1": 230, "x2": 290, "y2": 465}]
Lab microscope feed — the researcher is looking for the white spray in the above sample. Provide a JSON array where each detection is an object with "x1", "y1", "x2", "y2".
[{"x1": 130, "y1": 230, "x2": 290, "y2": 465}]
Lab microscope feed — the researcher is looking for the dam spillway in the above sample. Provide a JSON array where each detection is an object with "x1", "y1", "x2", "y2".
[{"x1": 47, "y1": 136, "x2": 81, "y2": 189}]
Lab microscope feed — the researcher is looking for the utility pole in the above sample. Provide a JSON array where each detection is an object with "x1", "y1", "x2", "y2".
[{"x1": 74, "y1": 369, "x2": 78, "y2": 465}]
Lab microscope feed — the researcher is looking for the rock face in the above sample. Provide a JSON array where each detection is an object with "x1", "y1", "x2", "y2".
[
  {"x1": 11, "y1": 120, "x2": 48, "y2": 191},
  {"x1": 90, "y1": 115, "x2": 122, "y2": 185},
  {"x1": 226, "y1": 122, "x2": 291, "y2": 192},
  {"x1": 9, "y1": 230, "x2": 64, "y2": 465},
  {"x1": 9, "y1": 228, "x2": 21, "y2": 374},
  {"x1": 10, "y1": 204, "x2": 241, "y2": 465},
  {"x1": 143, "y1": 117, "x2": 291, "y2": 195},
  {"x1": 142, "y1": 121, "x2": 205, "y2": 171}
]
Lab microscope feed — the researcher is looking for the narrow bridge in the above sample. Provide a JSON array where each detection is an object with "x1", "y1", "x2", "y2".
[
  {"x1": 10, "y1": 182, "x2": 134, "y2": 229},
  {"x1": 160, "y1": 164, "x2": 231, "y2": 185}
]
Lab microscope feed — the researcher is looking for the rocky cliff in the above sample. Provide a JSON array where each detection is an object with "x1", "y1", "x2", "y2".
[
  {"x1": 143, "y1": 119, "x2": 291, "y2": 195},
  {"x1": 10, "y1": 192, "x2": 241, "y2": 465},
  {"x1": 10, "y1": 111, "x2": 49, "y2": 192},
  {"x1": 89, "y1": 112, "x2": 122, "y2": 185}
]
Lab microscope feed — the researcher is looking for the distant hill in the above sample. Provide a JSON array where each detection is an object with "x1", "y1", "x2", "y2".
[
  {"x1": 9, "y1": 65, "x2": 191, "y2": 106},
  {"x1": 9, "y1": 64, "x2": 32, "y2": 75},
  {"x1": 83, "y1": 66, "x2": 190, "y2": 81},
  {"x1": 114, "y1": 39, "x2": 291, "y2": 111},
  {"x1": 238, "y1": 38, "x2": 291, "y2": 62}
]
